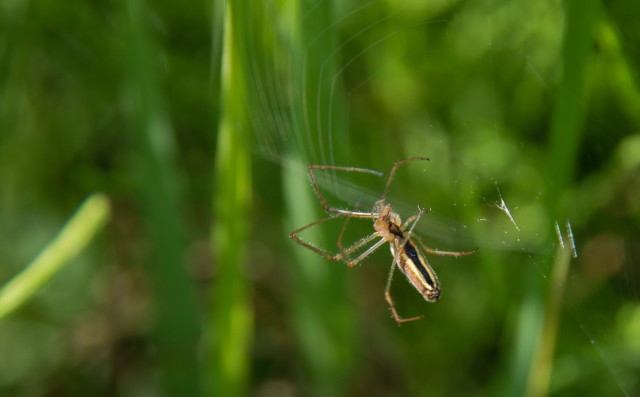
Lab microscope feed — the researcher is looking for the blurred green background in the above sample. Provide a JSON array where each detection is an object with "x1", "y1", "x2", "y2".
[{"x1": 1, "y1": 0, "x2": 639, "y2": 396}]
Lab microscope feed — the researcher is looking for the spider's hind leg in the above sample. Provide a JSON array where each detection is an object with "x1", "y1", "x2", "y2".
[{"x1": 289, "y1": 215, "x2": 385, "y2": 267}]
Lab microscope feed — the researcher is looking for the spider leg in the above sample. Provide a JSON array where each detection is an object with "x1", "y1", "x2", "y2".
[
  {"x1": 413, "y1": 235, "x2": 479, "y2": 257},
  {"x1": 384, "y1": 251, "x2": 423, "y2": 324},
  {"x1": 308, "y1": 164, "x2": 382, "y2": 217},
  {"x1": 400, "y1": 207, "x2": 478, "y2": 258},
  {"x1": 399, "y1": 207, "x2": 426, "y2": 247},
  {"x1": 336, "y1": 216, "x2": 386, "y2": 267},
  {"x1": 345, "y1": 237, "x2": 387, "y2": 267},
  {"x1": 382, "y1": 209, "x2": 427, "y2": 323},
  {"x1": 289, "y1": 216, "x2": 384, "y2": 265},
  {"x1": 336, "y1": 214, "x2": 353, "y2": 261},
  {"x1": 381, "y1": 157, "x2": 431, "y2": 201},
  {"x1": 400, "y1": 207, "x2": 427, "y2": 233}
]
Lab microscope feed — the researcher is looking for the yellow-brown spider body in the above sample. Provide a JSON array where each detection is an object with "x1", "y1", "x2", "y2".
[{"x1": 289, "y1": 157, "x2": 477, "y2": 323}]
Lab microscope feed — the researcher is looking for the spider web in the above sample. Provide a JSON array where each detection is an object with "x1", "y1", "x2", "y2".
[{"x1": 238, "y1": 1, "x2": 640, "y2": 395}]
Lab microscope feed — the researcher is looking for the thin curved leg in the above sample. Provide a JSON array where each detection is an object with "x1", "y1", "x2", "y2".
[
  {"x1": 413, "y1": 235, "x2": 479, "y2": 257},
  {"x1": 307, "y1": 164, "x2": 382, "y2": 217},
  {"x1": 381, "y1": 157, "x2": 431, "y2": 201},
  {"x1": 384, "y1": 208, "x2": 427, "y2": 323},
  {"x1": 289, "y1": 215, "x2": 384, "y2": 266}
]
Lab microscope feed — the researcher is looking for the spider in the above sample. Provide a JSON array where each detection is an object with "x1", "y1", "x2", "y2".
[{"x1": 289, "y1": 157, "x2": 478, "y2": 323}]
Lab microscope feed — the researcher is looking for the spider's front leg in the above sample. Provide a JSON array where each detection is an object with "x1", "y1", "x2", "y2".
[{"x1": 307, "y1": 164, "x2": 382, "y2": 217}]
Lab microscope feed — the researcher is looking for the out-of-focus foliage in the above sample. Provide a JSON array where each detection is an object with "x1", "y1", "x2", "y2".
[{"x1": 1, "y1": 0, "x2": 639, "y2": 396}]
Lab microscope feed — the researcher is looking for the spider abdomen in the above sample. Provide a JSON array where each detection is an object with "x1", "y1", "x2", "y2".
[{"x1": 391, "y1": 241, "x2": 441, "y2": 303}]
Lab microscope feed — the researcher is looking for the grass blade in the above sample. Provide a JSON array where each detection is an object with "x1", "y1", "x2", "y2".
[
  {"x1": 120, "y1": 0, "x2": 202, "y2": 394},
  {"x1": 508, "y1": 1, "x2": 600, "y2": 396},
  {"x1": 0, "y1": 193, "x2": 109, "y2": 320},
  {"x1": 209, "y1": 1, "x2": 253, "y2": 395}
]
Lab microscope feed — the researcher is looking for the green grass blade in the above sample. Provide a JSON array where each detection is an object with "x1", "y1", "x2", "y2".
[
  {"x1": 0, "y1": 193, "x2": 109, "y2": 320},
  {"x1": 284, "y1": 160, "x2": 355, "y2": 396},
  {"x1": 525, "y1": 243, "x2": 572, "y2": 397},
  {"x1": 281, "y1": 1, "x2": 355, "y2": 394},
  {"x1": 545, "y1": 0, "x2": 601, "y2": 219},
  {"x1": 507, "y1": 1, "x2": 601, "y2": 396},
  {"x1": 209, "y1": 1, "x2": 253, "y2": 395},
  {"x1": 120, "y1": 0, "x2": 202, "y2": 394}
]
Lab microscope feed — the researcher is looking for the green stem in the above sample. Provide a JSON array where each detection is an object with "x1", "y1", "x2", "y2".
[
  {"x1": 0, "y1": 193, "x2": 110, "y2": 320},
  {"x1": 209, "y1": 1, "x2": 253, "y2": 395}
]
